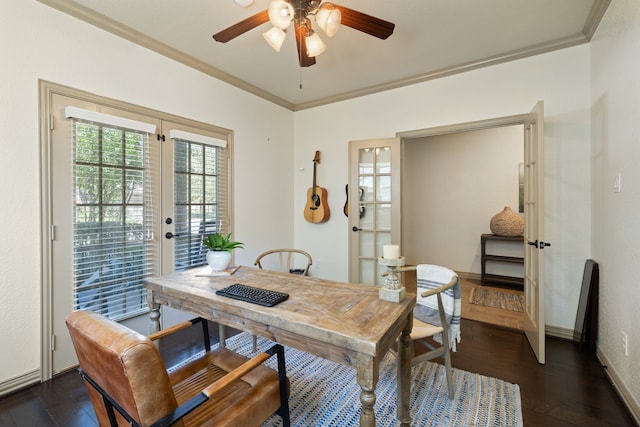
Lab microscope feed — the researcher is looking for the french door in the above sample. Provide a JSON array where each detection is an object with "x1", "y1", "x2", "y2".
[
  {"x1": 43, "y1": 85, "x2": 230, "y2": 376},
  {"x1": 348, "y1": 138, "x2": 401, "y2": 285},
  {"x1": 523, "y1": 101, "x2": 546, "y2": 364}
]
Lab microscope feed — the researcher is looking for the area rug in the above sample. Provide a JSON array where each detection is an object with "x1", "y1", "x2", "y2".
[
  {"x1": 211, "y1": 332, "x2": 522, "y2": 427},
  {"x1": 469, "y1": 287, "x2": 525, "y2": 312}
]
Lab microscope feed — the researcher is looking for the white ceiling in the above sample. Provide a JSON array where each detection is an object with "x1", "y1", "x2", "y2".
[{"x1": 38, "y1": 0, "x2": 609, "y2": 111}]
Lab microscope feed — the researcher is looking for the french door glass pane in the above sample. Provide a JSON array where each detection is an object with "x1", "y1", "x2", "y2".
[
  {"x1": 72, "y1": 121, "x2": 153, "y2": 321},
  {"x1": 354, "y1": 142, "x2": 397, "y2": 285},
  {"x1": 173, "y1": 139, "x2": 222, "y2": 271}
]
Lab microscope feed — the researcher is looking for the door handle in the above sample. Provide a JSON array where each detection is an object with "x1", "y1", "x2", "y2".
[
  {"x1": 352, "y1": 226, "x2": 362, "y2": 232},
  {"x1": 165, "y1": 232, "x2": 184, "y2": 239},
  {"x1": 527, "y1": 240, "x2": 551, "y2": 249}
]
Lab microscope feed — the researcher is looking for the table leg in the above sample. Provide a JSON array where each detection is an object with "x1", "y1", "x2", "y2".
[
  {"x1": 397, "y1": 314, "x2": 413, "y2": 426},
  {"x1": 357, "y1": 354, "x2": 378, "y2": 427},
  {"x1": 146, "y1": 291, "x2": 161, "y2": 333}
]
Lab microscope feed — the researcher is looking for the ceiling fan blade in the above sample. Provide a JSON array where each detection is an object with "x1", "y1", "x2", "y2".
[
  {"x1": 334, "y1": 6, "x2": 395, "y2": 40},
  {"x1": 294, "y1": 22, "x2": 316, "y2": 67},
  {"x1": 212, "y1": 10, "x2": 269, "y2": 43}
]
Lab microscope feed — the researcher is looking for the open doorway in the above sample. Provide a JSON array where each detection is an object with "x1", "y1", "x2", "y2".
[{"x1": 400, "y1": 124, "x2": 525, "y2": 330}]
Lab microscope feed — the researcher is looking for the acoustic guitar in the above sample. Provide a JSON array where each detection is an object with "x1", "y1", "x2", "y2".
[
  {"x1": 344, "y1": 184, "x2": 366, "y2": 218},
  {"x1": 304, "y1": 151, "x2": 330, "y2": 223},
  {"x1": 343, "y1": 184, "x2": 349, "y2": 217}
]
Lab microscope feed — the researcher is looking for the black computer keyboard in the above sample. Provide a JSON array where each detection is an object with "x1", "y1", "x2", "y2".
[{"x1": 216, "y1": 283, "x2": 289, "y2": 307}]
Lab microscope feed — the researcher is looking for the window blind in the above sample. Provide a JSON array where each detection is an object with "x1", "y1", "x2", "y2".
[
  {"x1": 65, "y1": 106, "x2": 157, "y2": 134},
  {"x1": 169, "y1": 129, "x2": 227, "y2": 148},
  {"x1": 71, "y1": 117, "x2": 157, "y2": 320},
  {"x1": 170, "y1": 131, "x2": 228, "y2": 271}
]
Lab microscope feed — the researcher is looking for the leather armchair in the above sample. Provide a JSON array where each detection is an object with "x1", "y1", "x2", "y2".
[{"x1": 66, "y1": 310, "x2": 289, "y2": 427}]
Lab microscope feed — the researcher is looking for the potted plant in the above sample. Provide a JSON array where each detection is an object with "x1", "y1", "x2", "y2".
[{"x1": 203, "y1": 232, "x2": 244, "y2": 271}]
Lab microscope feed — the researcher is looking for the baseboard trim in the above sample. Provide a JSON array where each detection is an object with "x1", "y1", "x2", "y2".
[
  {"x1": 545, "y1": 325, "x2": 574, "y2": 340},
  {"x1": 597, "y1": 347, "x2": 640, "y2": 425},
  {"x1": 0, "y1": 369, "x2": 40, "y2": 397},
  {"x1": 457, "y1": 271, "x2": 480, "y2": 281}
]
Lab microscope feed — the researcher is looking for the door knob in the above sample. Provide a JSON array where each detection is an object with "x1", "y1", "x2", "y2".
[
  {"x1": 165, "y1": 232, "x2": 183, "y2": 239},
  {"x1": 352, "y1": 226, "x2": 362, "y2": 232}
]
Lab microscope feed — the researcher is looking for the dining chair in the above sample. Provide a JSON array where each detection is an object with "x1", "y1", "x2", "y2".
[
  {"x1": 254, "y1": 248, "x2": 313, "y2": 276},
  {"x1": 66, "y1": 310, "x2": 290, "y2": 427},
  {"x1": 390, "y1": 264, "x2": 460, "y2": 399}
]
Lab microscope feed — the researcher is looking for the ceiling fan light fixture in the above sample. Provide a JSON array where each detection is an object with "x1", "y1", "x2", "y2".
[
  {"x1": 315, "y1": 3, "x2": 341, "y2": 37},
  {"x1": 268, "y1": 0, "x2": 294, "y2": 30},
  {"x1": 305, "y1": 31, "x2": 326, "y2": 57},
  {"x1": 233, "y1": 0, "x2": 254, "y2": 7},
  {"x1": 263, "y1": 26, "x2": 287, "y2": 52}
]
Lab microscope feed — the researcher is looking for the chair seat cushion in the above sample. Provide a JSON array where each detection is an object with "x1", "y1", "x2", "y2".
[
  {"x1": 410, "y1": 318, "x2": 443, "y2": 340},
  {"x1": 169, "y1": 347, "x2": 284, "y2": 427}
]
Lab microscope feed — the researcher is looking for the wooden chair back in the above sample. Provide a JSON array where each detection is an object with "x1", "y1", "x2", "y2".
[{"x1": 254, "y1": 248, "x2": 313, "y2": 276}]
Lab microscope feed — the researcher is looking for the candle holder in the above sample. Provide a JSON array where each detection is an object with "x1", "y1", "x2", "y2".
[{"x1": 378, "y1": 256, "x2": 407, "y2": 303}]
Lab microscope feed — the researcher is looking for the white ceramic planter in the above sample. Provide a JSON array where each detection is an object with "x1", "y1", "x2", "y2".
[{"x1": 206, "y1": 251, "x2": 232, "y2": 271}]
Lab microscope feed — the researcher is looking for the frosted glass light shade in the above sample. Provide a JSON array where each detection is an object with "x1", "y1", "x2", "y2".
[
  {"x1": 268, "y1": 0, "x2": 294, "y2": 30},
  {"x1": 263, "y1": 26, "x2": 286, "y2": 52},
  {"x1": 315, "y1": 4, "x2": 341, "y2": 37},
  {"x1": 306, "y1": 32, "x2": 326, "y2": 57},
  {"x1": 233, "y1": 0, "x2": 254, "y2": 6}
]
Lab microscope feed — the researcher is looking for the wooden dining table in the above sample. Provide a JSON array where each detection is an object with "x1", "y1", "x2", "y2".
[{"x1": 144, "y1": 266, "x2": 416, "y2": 426}]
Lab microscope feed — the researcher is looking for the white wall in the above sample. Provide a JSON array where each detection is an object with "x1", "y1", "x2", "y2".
[
  {"x1": 591, "y1": 0, "x2": 640, "y2": 413},
  {"x1": 402, "y1": 126, "x2": 524, "y2": 274},
  {"x1": 294, "y1": 46, "x2": 591, "y2": 334},
  {"x1": 0, "y1": 1, "x2": 293, "y2": 386}
]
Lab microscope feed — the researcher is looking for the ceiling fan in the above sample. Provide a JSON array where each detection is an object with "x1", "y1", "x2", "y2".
[{"x1": 213, "y1": 0, "x2": 395, "y2": 67}]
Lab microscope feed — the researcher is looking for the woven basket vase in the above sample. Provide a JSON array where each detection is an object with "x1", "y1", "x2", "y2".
[{"x1": 489, "y1": 206, "x2": 524, "y2": 237}]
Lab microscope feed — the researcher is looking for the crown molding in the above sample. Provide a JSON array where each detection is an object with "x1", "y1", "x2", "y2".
[
  {"x1": 293, "y1": 33, "x2": 589, "y2": 111},
  {"x1": 38, "y1": 0, "x2": 609, "y2": 112},
  {"x1": 583, "y1": 0, "x2": 611, "y2": 41},
  {"x1": 37, "y1": 0, "x2": 295, "y2": 110}
]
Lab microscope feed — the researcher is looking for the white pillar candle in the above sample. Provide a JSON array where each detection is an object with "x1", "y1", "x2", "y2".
[{"x1": 383, "y1": 244, "x2": 400, "y2": 259}]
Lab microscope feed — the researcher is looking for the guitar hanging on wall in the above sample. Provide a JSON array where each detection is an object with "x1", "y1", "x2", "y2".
[{"x1": 304, "y1": 151, "x2": 330, "y2": 223}]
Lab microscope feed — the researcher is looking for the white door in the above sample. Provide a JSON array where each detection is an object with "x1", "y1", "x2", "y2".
[
  {"x1": 348, "y1": 138, "x2": 401, "y2": 284},
  {"x1": 160, "y1": 121, "x2": 230, "y2": 277},
  {"x1": 49, "y1": 94, "x2": 162, "y2": 374},
  {"x1": 523, "y1": 101, "x2": 546, "y2": 364}
]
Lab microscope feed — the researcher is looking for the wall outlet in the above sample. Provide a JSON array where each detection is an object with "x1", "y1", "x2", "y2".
[{"x1": 622, "y1": 331, "x2": 628, "y2": 357}]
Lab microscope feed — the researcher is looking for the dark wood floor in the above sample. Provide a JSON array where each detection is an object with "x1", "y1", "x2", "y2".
[{"x1": 0, "y1": 319, "x2": 636, "y2": 426}]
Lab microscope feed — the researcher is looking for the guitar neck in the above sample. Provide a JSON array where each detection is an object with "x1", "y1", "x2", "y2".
[{"x1": 312, "y1": 161, "x2": 317, "y2": 196}]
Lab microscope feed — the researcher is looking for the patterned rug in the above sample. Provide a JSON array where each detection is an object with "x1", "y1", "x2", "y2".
[
  {"x1": 469, "y1": 287, "x2": 525, "y2": 312},
  {"x1": 211, "y1": 333, "x2": 523, "y2": 427}
]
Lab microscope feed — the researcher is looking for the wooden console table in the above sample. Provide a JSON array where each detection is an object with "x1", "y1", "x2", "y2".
[
  {"x1": 144, "y1": 266, "x2": 416, "y2": 427},
  {"x1": 480, "y1": 233, "x2": 524, "y2": 287}
]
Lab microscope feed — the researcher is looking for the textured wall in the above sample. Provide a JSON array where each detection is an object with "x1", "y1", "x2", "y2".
[{"x1": 590, "y1": 0, "x2": 640, "y2": 413}]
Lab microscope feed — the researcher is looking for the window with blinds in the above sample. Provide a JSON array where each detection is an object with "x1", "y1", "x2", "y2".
[
  {"x1": 172, "y1": 132, "x2": 228, "y2": 271},
  {"x1": 71, "y1": 118, "x2": 156, "y2": 320}
]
